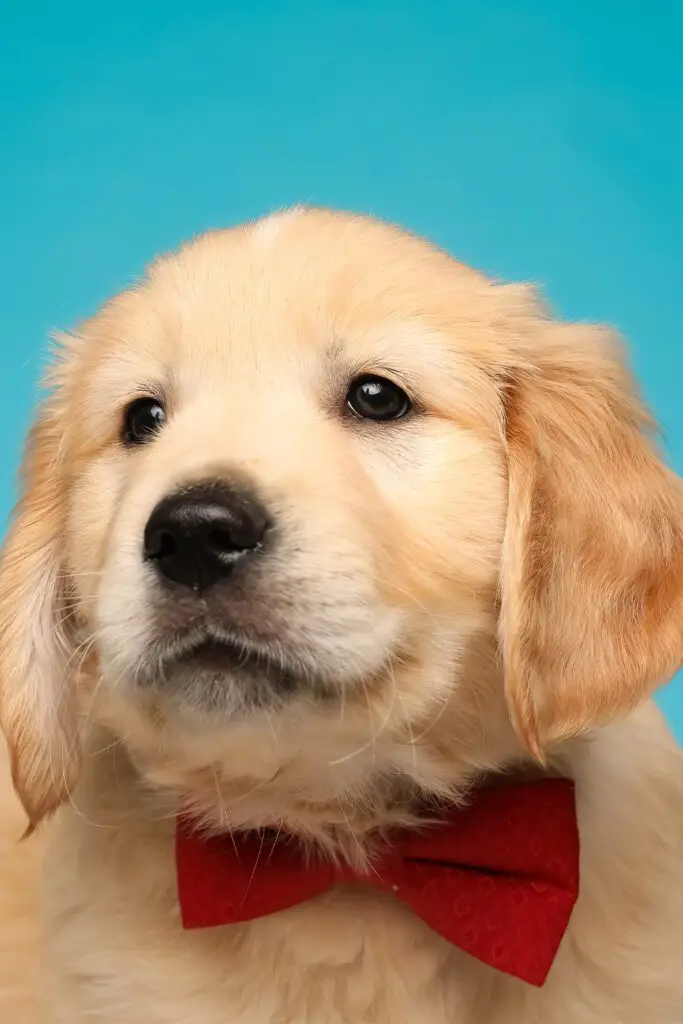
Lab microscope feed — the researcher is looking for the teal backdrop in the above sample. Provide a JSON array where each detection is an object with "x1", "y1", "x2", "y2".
[{"x1": 1, "y1": 1, "x2": 682, "y2": 737}]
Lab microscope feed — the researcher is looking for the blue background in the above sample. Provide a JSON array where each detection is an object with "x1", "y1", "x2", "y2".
[{"x1": 1, "y1": 1, "x2": 682, "y2": 736}]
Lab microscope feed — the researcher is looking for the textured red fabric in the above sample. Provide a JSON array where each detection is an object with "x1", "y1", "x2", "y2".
[{"x1": 176, "y1": 779, "x2": 579, "y2": 987}]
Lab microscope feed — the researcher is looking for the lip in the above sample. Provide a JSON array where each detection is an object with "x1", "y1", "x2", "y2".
[{"x1": 167, "y1": 633, "x2": 300, "y2": 691}]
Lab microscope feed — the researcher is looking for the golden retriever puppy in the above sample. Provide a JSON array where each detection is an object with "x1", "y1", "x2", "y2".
[{"x1": 1, "y1": 208, "x2": 683, "y2": 1023}]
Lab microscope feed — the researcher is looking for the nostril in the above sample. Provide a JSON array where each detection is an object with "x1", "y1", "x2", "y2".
[
  {"x1": 145, "y1": 528, "x2": 178, "y2": 561},
  {"x1": 206, "y1": 526, "x2": 241, "y2": 555},
  {"x1": 207, "y1": 519, "x2": 266, "y2": 555}
]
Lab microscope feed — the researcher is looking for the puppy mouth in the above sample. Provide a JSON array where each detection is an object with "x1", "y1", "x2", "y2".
[
  {"x1": 130, "y1": 613, "x2": 397, "y2": 714},
  {"x1": 151, "y1": 630, "x2": 304, "y2": 696},
  {"x1": 176, "y1": 637, "x2": 296, "y2": 685}
]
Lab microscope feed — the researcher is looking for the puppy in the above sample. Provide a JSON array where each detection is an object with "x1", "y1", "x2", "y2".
[{"x1": 1, "y1": 208, "x2": 682, "y2": 1023}]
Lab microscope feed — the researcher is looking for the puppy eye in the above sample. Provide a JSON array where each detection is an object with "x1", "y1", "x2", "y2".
[
  {"x1": 346, "y1": 374, "x2": 412, "y2": 421},
  {"x1": 122, "y1": 397, "x2": 167, "y2": 446}
]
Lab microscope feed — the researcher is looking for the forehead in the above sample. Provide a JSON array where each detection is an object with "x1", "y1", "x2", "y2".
[{"x1": 72, "y1": 210, "x2": 508, "y2": 419}]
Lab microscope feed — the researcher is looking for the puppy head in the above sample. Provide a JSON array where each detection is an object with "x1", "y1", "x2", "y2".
[{"x1": 1, "y1": 208, "x2": 682, "y2": 830}]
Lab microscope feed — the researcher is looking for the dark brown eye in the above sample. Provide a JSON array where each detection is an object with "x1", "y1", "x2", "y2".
[
  {"x1": 346, "y1": 374, "x2": 412, "y2": 421},
  {"x1": 122, "y1": 398, "x2": 166, "y2": 446}
]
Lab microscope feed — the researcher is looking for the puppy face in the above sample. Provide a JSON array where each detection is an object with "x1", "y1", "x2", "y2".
[
  {"x1": 78, "y1": 224, "x2": 506, "y2": 723},
  {"x1": 2, "y1": 209, "x2": 683, "y2": 831}
]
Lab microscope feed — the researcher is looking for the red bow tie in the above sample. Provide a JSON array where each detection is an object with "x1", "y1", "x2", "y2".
[{"x1": 176, "y1": 779, "x2": 579, "y2": 987}]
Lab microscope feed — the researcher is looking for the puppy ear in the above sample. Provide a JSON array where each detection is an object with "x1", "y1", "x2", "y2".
[
  {"x1": 500, "y1": 314, "x2": 683, "y2": 756},
  {"x1": 0, "y1": 407, "x2": 80, "y2": 826}
]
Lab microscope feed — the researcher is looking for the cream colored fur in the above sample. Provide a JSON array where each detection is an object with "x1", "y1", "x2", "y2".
[{"x1": 0, "y1": 208, "x2": 682, "y2": 1022}]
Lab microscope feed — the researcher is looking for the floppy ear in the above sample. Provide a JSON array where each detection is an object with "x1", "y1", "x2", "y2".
[
  {"x1": 0, "y1": 407, "x2": 80, "y2": 826},
  {"x1": 500, "y1": 314, "x2": 683, "y2": 756}
]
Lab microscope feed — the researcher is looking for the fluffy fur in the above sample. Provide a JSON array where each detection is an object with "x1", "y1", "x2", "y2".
[{"x1": 0, "y1": 207, "x2": 682, "y2": 1022}]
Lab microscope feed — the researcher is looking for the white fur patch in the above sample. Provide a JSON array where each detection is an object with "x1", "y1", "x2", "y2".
[{"x1": 252, "y1": 208, "x2": 303, "y2": 249}]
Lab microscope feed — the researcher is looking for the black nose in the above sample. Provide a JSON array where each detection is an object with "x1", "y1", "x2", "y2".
[{"x1": 144, "y1": 483, "x2": 270, "y2": 591}]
